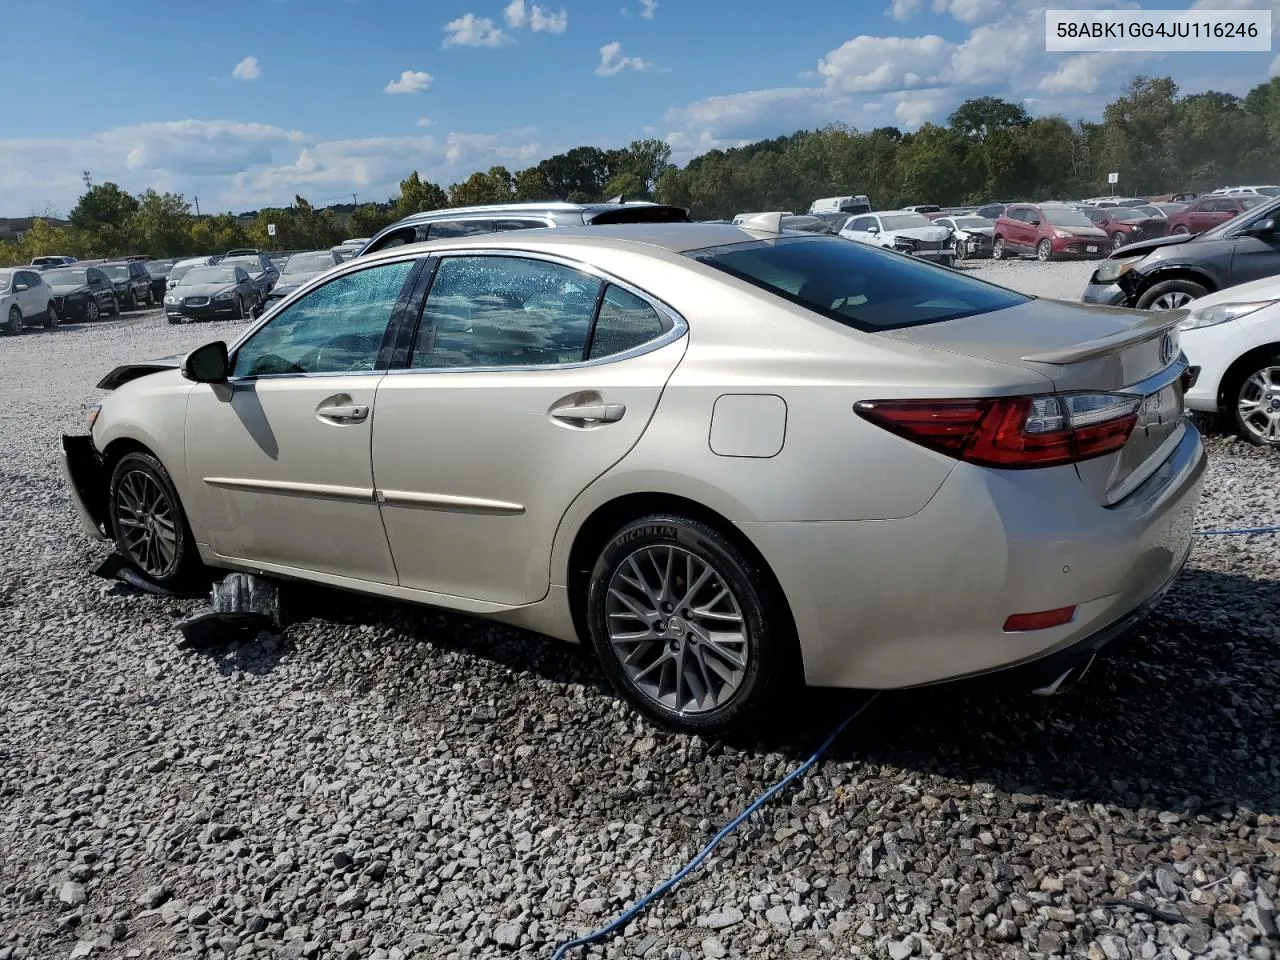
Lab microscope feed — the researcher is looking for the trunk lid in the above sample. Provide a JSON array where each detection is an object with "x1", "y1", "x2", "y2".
[{"x1": 881, "y1": 298, "x2": 1187, "y2": 504}]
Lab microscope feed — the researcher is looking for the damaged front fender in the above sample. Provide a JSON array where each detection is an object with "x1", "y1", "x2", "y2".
[{"x1": 60, "y1": 434, "x2": 111, "y2": 541}]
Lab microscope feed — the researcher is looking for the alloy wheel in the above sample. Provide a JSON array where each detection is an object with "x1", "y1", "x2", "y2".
[
  {"x1": 1112, "y1": 233, "x2": 1124, "y2": 251},
  {"x1": 113, "y1": 469, "x2": 180, "y2": 578},
  {"x1": 1037, "y1": 240, "x2": 1052, "y2": 261},
  {"x1": 1151, "y1": 290, "x2": 1195, "y2": 310},
  {"x1": 44, "y1": 303, "x2": 58, "y2": 328},
  {"x1": 605, "y1": 545, "x2": 750, "y2": 715},
  {"x1": 86, "y1": 299, "x2": 99, "y2": 322},
  {"x1": 6, "y1": 307, "x2": 21, "y2": 335},
  {"x1": 1237, "y1": 365, "x2": 1280, "y2": 444}
]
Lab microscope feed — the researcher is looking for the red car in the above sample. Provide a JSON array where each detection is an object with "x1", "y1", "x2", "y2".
[
  {"x1": 1080, "y1": 206, "x2": 1168, "y2": 252},
  {"x1": 1164, "y1": 194, "x2": 1265, "y2": 235},
  {"x1": 992, "y1": 203, "x2": 1109, "y2": 261}
]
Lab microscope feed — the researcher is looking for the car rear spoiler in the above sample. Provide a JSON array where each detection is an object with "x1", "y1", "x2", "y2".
[
  {"x1": 96, "y1": 355, "x2": 183, "y2": 390},
  {"x1": 1021, "y1": 309, "x2": 1187, "y2": 365}
]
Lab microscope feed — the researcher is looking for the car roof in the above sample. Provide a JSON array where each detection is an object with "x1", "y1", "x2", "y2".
[
  {"x1": 389, "y1": 200, "x2": 664, "y2": 226},
  {"x1": 357, "y1": 221, "x2": 814, "y2": 261}
]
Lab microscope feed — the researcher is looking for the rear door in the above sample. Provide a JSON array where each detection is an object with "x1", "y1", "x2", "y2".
[{"x1": 371, "y1": 251, "x2": 687, "y2": 606}]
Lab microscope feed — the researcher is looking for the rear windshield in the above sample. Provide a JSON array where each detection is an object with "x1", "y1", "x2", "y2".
[
  {"x1": 586, "y1": 205, "x2": 691, "y2": 225},
  {"x1": 282, "y1": 252, "x2": 337, "y2": 275},
  {"x1": 688, "y1": 236, "x2": 1028, "y2": 332}
]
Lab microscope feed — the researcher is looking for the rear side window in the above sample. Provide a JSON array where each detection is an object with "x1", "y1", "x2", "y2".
[
  {"x1": 412, "y1": 256, "x2": 602, "y2": 369},
  {"x1": 688, "y1": 236, "x2": 1028, "y2": 332},
  {"x1": 589, "y1": 286, "x2": 668, "y2": 360},
  {"x1": 494, "y1": 219, "x2": 551, "y2": 232},
  {"x1": 427, "y1": 220, "x2": 494, "y2": 239}
]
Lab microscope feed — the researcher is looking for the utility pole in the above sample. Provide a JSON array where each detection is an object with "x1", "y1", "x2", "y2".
[
  {"x1": 82, "y1": 170, "x2": 93, "y2": 190},
  {"x1": 193, "y1": 196, "x2": 201, "y2": 216},
  {"x1": 352, "y1": 193, "x2": 359, "y2": 207}
]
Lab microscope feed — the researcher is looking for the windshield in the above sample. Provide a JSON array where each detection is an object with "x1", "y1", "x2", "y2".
[
  {"x1": 1250, "y1": 186, "x2": 1280, "y2": 197},
  {"x1": 688, "y1": 235, "x2": 1028, "y2": 332},
  {"x1": 282, "y1": 252, "x2": 336, "y2": 275},
  {"x1": 147, "y1": 261, "x2": 174, "y2": 274},
  {"x1": 1201, "y1": 198, "x2": 1279, "y2": 239},
  {"x1": 1041, "y1": 206, "x2": 1095, "y2": 227},
  {"x1": 954, "y1": 217, "x2": 994, "y2": 229},
  {"x1": 180, "y1": 267, "x2": 239, "y2": 286},
  {"x1": 102, "y1": 265, "x2": 131, "y2": 280},
  {"x1": 1132, "y1": 205, "x2": 1165, "y2": 218},
  {"x1": 1153, "y1": 203, "x2": 1187, "y2": 214},
  {"x1": 1242, "y1": 195, "x2": 1269, "y2": 209},
  {"x1": 44, "y1": 269, "x2": 88, "y2": 285},
  {"x1": 1108, "y1": 207, "x2": 1145, "y2": 221},
  {"x1": 222, "y1": 258, "x2": 261, "y2": 272},
  {"x1": 0, "y1": 269, "x2": 11, "y2": 290},
  {"x1": 879, "y1": 213, "x2": 934, "y2": 230}
]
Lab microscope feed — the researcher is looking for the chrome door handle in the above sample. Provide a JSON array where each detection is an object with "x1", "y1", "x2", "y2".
[
  {"x1": 317, "y1": 403, "x2": 369, "y2": 423},
  {"x1": 550, "y1": 402, "x2": 626, "y2": 424}
]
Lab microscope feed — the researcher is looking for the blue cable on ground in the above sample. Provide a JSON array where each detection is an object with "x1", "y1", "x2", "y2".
[
  {"x1": 549, "y1": 693, "x2": 879, "y2": 960},
  {"x1": 1195, "y1": 524, "x2": 1280, "y2": 536}
]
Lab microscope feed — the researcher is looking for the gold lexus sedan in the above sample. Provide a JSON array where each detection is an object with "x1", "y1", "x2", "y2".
[{"x1": 61, "y1": 221, "x2": 1206, "y2": 733}]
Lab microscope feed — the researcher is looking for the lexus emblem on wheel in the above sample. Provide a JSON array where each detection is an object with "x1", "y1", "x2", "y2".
[{"x1": 1160, "y1": 332, "x2": 1175, "y2": 365}]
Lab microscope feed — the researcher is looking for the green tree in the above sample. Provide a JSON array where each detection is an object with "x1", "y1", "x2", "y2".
[
  {"x1": 448, "y1": 166, "x2": 516, "y2": 207},
  {"x1": 131, "y1": 190, "x2": 195, "y2": 256},
  {"x1": 349, "y1": 203, "x2": 396, "y2": 237},
  {"x1": 393, "y1": 172, "x2": 448, "y2": 220},
  {"x1": 68, "y1": 183, "x2": 139, "y2": 233},
  {"x1": 948, "y1": 97, "x2": 1031, "y2": 142}
]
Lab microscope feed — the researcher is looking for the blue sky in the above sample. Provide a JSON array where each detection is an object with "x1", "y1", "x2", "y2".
[{"x1": 5, "y1": 0, "x2": 1278, "y2": 215}]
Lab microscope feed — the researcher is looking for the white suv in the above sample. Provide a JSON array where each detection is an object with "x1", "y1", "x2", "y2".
[
  {"x1": 839, "y1": 210, "x2": 955, "y2": 266},
  {"x1": 1, "y1": 267, "x2": 59, "y2": 334}
]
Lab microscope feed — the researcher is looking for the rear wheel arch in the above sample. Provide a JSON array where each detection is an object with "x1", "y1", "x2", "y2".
[{"x1": 564, "y1": 492, "x2": 801, "y2": 675}]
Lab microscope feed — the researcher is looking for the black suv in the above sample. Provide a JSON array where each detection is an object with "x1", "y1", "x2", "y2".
[
  {"x1": 357, "y1": 200, "x2": 691, "y2": 257},
  {"x1": 1082, "y1": 195, "x2": 1280, "y2": 310},
  {"x1": 99, "y1": 261, "x2": 155, "y2": 310}
]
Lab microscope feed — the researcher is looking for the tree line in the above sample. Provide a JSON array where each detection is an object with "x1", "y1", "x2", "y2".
[{"x1": 4, "y1": 75, "x2": 1280, "y2": 265}]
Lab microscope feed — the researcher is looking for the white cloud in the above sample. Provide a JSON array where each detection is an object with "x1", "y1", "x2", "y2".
[
  {"x1": 595, "y1": 41, "x2": 653, "y2": 76},
  {"x1": 640, "y1": 0, "x2": 658, "y2": 18},
  {"x1": 231, "y1": 56, "x2": 261, "y2": 81},
  {"x1": 888, "y1": 0, "x2": 921, "y2": 20},
  {"x1": 504, "y1": 0, "x2": 568, "y2": 34},
  {"x1": 0, "y1": 120, "x2": 545, "y2": 215},
  {"x1": 930, "y1": 0, "x2": 1006, "y2": 24},
  {"x1": 416, "y1": 117, "x2": 436, "y2": 128},
  {"x1": 443, "y1": 13, "x2": 508, "y2": 47},
  {"x1": 818, "y1": 35, "x2": 954, "y2": 93},
  {"x1": 384, "y1": 70, "x2": 433, "y2": 95}
]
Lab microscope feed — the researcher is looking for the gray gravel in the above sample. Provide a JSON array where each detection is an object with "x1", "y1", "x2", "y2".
[{"x1": 1, "y1": 292, "x2": 1277, "y2": 960}]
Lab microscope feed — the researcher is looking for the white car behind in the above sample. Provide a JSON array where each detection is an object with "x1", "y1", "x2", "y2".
[
  {"x1": 840, "y1": 211, "x2": 955, "y2": 267},
  {"x1": 1178, "y1": 274, "x2": 1280, "y2": 446}
]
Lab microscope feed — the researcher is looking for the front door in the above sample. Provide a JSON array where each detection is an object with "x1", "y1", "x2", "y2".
[
  {"x1": 372, "y1": 253, "x2": 687, "y2": 605},
  {"x1": 184, "y1": 257, "x2": 419, "y2": 582},
  {"x1": 1230, "y1": 227, "x2": 1280, "y2": 285}
]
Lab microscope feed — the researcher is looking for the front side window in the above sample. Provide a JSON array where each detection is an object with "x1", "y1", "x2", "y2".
[
  {"x1": 689, "y1": 235, "x2": 1028, "y2": 332},
  {"x1": 231, "y1": 260, "x2": 415, "y2": 377},
  {"x1": 588, "y1": 286, "x2": 668, "y2": 360},
  {"x1": 411, "y1": 256, "x2": 602, "y2": 369}
]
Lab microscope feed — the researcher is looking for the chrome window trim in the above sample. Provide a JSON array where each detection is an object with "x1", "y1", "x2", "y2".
[{"x1": 389, "y1": 247, "x2": 688, "y2": 377}]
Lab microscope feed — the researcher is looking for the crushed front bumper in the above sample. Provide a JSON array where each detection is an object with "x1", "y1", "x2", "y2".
[{"x1": 61, "y1": 434, "x2": 111, "y2": 541}]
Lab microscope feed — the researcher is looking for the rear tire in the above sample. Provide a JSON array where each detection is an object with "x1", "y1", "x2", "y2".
[
  {"x1": 1223, "y1": 354, "x2": 1280, "y2": 447},
  {"x1": 107, "y1": 451, "x2": 201, "y2": 589},
  {"x1": 1036, "y1": 239, "x2": 1054, "y2": 262},
  {"x1": 1172, "y1": 225, "x2": 1190, "y2": 235},
  {"x1": 992, "y1": 236, "x2": 1007, "y2": 260},
  {"x1": 5, "y1": 306, "x2": 22, "y2": 335},
  {"x1": 1135, "y1": 278, "x2": 1208, "y2": 311},
  {"x1": 43, "y1": 302, "x2": 58, "y2": 329},
  {"x1": 585, "y1": 514, "x2": 794, "y2": 735}
]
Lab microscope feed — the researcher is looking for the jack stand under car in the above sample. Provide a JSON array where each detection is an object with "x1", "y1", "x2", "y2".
[{"x1": 175, "y1": 572, "x2": 289, "y2": 649}]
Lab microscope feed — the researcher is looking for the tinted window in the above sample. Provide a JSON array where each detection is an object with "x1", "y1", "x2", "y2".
[
  {"x1": 411, "y1": 256, "x2": 601, "y2": 369},
  {"x1": 847, "y1": 217, "x2": 874, "y2": 232},
  {"x1": 494, "y1": 219, "x2": 551, "y2": 232},
  {"x1": 689, "y1": 236, "x2": 1028, "y2": 332},
  {"x1": 366, "y1": 226, "x2": 419, "y2": 253},
  {"x1": 589, "y1": 286, "x2": 667, "y2": 360},
  {"x1": 44, "y1": 269, "x2": 87, "y2": 285},
  {"x1": 427, "y1": 220, "x2": 494, "y2": 239},
  {"x1": 232, "y1": 260, "x2": 414, "y2": 377}
]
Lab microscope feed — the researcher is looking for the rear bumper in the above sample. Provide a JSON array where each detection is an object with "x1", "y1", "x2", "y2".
[
  {"x1": 61, "y1": 434, "x2": 111, "y2": 541},
  {"x1": 740, "y1": 423, "x2": 1207, "y2": 689}
]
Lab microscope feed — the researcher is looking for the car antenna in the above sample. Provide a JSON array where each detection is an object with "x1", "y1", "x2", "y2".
[{"x1": 738, "y1": 211, "x2": 786, "y2": 234}]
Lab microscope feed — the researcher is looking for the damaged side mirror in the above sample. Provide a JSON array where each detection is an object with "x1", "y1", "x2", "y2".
[{"x1": 181, "y1": 341, "x2": 230, "y2": 384}]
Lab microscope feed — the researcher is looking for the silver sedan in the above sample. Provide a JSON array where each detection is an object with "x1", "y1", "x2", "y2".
[{"x1": 61, "y1": 222, "x2": 1205, "y2": 733}]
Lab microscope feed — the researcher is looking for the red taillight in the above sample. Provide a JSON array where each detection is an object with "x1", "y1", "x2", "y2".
[
  {"x1": 855, "y1": 393, "x2": 1140, "y2": 469},
  {"x1": 1004, "y1": 606, "x2": 1076, "y2": 632}
]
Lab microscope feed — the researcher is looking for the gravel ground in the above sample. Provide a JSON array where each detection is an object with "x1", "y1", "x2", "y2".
[{"x1": 0, "y1": 286, "x2": 1276, "y2": 960}]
